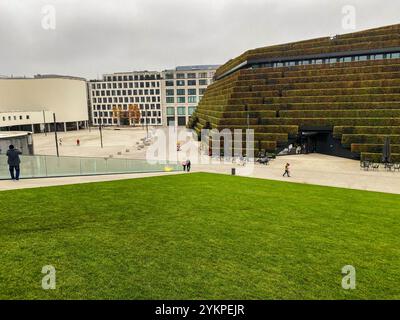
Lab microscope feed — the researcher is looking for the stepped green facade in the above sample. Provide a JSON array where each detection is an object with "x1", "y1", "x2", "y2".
[{"x1": 190, "y1": 23, "x2": 400, "y2": 161}]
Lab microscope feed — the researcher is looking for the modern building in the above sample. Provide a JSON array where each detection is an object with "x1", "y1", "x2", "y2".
[
  {"x1": 192, "y1": 23, "x2": 400, "y2": 162},
  {"x1": 0, "y1": 131, "x2": 34, "y2": 155},
  {"x1": 88, "y1": 71, "x2": 163, "y2": 126},
  {"x1": 0, "y1": 75, "x2": 89, "y2": 132},
  {"x1": 162, "y1": 65, "x2": 219, "y2": 126}
]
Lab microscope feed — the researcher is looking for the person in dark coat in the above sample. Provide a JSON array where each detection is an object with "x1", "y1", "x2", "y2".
[
  {"x1": 186, "y1": 159, "x2": 191, "y2": 172},
  {"x1": 6, "y1": 145, "x2": 22, "y2": 181}
]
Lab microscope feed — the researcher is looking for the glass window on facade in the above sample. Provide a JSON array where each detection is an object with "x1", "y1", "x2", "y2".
[
  {"x1": 166, "y1": 89, "x2": 174, "y2": 96},
  {"x1": 188, "y1": 96, "x2": 197, "y2": 103},
  {"x1": 187, "y1": 73, "x2": 196, "y2": 79},
  {"x1": 187, "y1": 80, "x2": 196, "y2": 86},
  {"x1": 188, "y1": 107, "x2": 196, "y2": 115},
  {"x1": 166, "y1": 97, "x2": 174, "y2": 103},
  {"x1": 199, "y1": 79, "x2": 207, "y2": 86},
  {"x1": 166, "y1": 107, "x2": 175, "y2": 115},
  {"x1": 177, "y1": 89, "x2": 185, "y2": 95},
  {"x1": 199, "y1": 72, "x2": 207, "y2": 78},
  {"x1": 177, "y1": 107, "x2": 186, "y2": 115},
  {"x1": 176, "y1": 73, "x2": 185, "y2": 79},
  {"x1": 176, "y1": 80, "x2": 185, "y2": 86},
  {"x1": 177, "y1": 97, "x2": 186, "y2": 103},
  {"x1": 188, "y1": 89, "x2": 197, "y2": 95},
  {"x1": 166, "y1": 81, "x2": 174, "y2": 86}
]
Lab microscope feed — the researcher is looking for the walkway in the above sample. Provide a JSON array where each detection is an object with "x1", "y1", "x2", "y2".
[{"x1": 1, "y1": 154, "x2": 399, "y2": 194}]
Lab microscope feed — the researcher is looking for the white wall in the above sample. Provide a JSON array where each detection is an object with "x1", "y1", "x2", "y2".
[{"x1": 0, "y1": 78, "x2": 88, "y2": 123}]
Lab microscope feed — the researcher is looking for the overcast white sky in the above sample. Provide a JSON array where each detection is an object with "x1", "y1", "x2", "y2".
[{"x1": 0, "y1": 0, "x2": 399, "y2": 79}]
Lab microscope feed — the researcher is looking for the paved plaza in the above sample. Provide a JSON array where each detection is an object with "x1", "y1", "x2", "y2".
[{"x1": 33, "y1": 127, "x2": 151, "y2": 159}]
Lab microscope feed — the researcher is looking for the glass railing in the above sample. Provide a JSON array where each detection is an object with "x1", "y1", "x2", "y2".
[{"x1": 0, "y1": 154, "x2": 180, "y2": 179}]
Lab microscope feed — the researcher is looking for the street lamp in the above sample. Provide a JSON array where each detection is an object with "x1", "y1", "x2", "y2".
[{"x1": 99, "y1": 123, "x2": 104, "y2": 148}]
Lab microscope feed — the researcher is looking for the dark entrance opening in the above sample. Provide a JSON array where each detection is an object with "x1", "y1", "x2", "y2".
[{"x1": 299, "y1": 127, "x2": 357, "y2": 159}]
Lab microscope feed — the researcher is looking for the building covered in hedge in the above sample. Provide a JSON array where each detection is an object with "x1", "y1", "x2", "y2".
[{"x1": 190, "y1": 23, "x2": 400, "y2": 162}]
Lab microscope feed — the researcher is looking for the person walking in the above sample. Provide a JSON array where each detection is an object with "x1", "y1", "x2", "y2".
[
  {"x1": 76, "y1": 139, "x2": 80, "y2": 146},
  {"x1": 283, "y1": 163, "x2": 290, "y2": 177},
  {"x1": 6, "y1": 145, "x2": 22, "y2": 181},
  {"x1": 186, "y1": 159, "x2": 191, "y2": 172},
  {"x1": 59, "y1": 138, "x2": 63, "y2": 146},
  {"x1": 182, "y1": 160, "x2": 187, "y2": 172}
]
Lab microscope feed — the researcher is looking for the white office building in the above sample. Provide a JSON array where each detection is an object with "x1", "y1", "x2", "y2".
[
  {"x1": 0, "y1": 75, "x2": 89, "y2": 133},
  {"x1": 89, "y1": 71, "x2": 163, "y2": 126},
  {"x1": 162, "y1": 65, "x2": 219, "y2": 126}
]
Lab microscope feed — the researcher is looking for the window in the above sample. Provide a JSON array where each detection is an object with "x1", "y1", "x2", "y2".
[
  {"x1": 177, "y1": 97, "x2": 186, "y2": 103},
  {"x1": 165, "y1": 73, "x2": 174, "y2": 79},
  {"x1": 187, "y1": 73, "x2": 196, "y2": 79},
  {"x1": 166, "y1": 97, "x2": 174, "y2": 103},
  {"x1": 177, "y1": 107, "x2": 186, "y2": 115},
  {"x1": 166, "y1": 89, "x2": 174, "y2": 96},
  {"x1": 166, "y1": 107, "x2": 175, "y2": 115},
  {"x1": 199, "y1": 72, "x2": 207, "y2": 78},
  {"x1": 188, "y1": 96, "x2": 197, "y2": 103},
  {"x1": 166, "y1": 81, "x2": 174, "y2": 86},
  {"x1": 188, "y1": 89, "x2": 196, "y2": 95},
  {"x1": 176, "y1": 80, "x2": 185, "y2": 86},
  {"x1": 176, "y1": 89, "x2": 185, "y2": 95},
  {"x1": 188, "y1": 107, "x2": 196, "y2": 115},
  {"x1": 199, "y1": 88, "x2": 206, "y2": 95},
  {"x1": 199, "y1": 79, "x2": 207, "y2": 86},
  {"x1": 187, "y1": 80, "x2": 196, "y2": 86},
  {"x1": 176, "y1": 73, "x2": 185, "y2": 79}
]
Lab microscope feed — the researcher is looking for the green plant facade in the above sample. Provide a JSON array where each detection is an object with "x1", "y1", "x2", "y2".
[{"x1": 191, "y1": 23, "x2": 400, "y2": 160}]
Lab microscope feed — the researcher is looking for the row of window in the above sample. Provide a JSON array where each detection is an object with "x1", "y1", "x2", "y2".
[
  {"x1": 164, "y1": 72, "x2": 211, "y2": 80},
  {"x1": 166, "y1": 88, "x2": 207, "y2": 96},
  {"x1": 92, "y1": 96, "x2": 161, "y2": 104},
  {"x1": 166, "y1": 96, "x2": 200, "y2": 104},
  {"x1": 165, "y1": 79, "x2": 209, "y2": 87},
  {"x1": 252, "y1": 52, "x2": 400, "y2": 69},
  {"x1": 2, "y1": 115, "x2": 30, "y2": 121},
  {"x1": 92, "y1": 104, "x2": 161, "y2": 111},
  {"x1": 102, "y1": 74, "x2": 161, "y2": 82},
  {"x1": 166, "y1": 106, "x2": 196, "y2": 116},
  {"x1": 93, "y1": 117, "x2": 162, "y2": 125},
  {"x1": 91, "y1": 81, "x2": 160, "y2": 90},
  {"x1": 94, "y1": 110, "x2": 161, "y2": 118},
  {"x1": 92, "y1": 89, "x2": 160, "y2": 97}
]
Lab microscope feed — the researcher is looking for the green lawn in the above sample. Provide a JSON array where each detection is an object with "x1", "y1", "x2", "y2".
[{"x1": 0, "y1": 173, "x2": 399, "y2": 299}]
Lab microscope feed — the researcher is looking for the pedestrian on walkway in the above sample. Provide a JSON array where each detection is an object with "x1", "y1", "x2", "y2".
[
  {"x1": 182, "y1": 160, "x2": 187, "y2": 172},
  {"x1": 6, "y1": 145, "x2": 22, "y2": 181},
  {"x1": 186, "y1": 159, "x2": 191, "y2": 172},
  {"x1": 59, "y1": 138, "x2": 63, "y2": 146},
  {"x1": 76, "y1": 139, "x2": 80, "y2": 146},
  {"x1": 283, "y1": 163, "x2": 290, "y2": 177}
]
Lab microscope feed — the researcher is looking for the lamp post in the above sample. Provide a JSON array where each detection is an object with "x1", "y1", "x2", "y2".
[
  {"x1": 99, "y1": 124, "x2": 104, "y2": 148},
  {"x1": 53, "y1": 113, "x2": 59, "y2": 157},
  {"x1": 43, "y1": 110, "x2": 47, "y2": 136}
]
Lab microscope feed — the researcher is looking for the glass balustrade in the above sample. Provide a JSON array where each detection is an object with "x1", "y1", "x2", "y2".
[{"x1": 0, "y1": 155, "x2": 179, "y2": 179}]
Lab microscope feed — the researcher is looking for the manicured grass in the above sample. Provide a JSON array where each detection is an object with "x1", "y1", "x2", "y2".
[{"x1": 0, "y1": 173, "x2": 399, "y2": 299}]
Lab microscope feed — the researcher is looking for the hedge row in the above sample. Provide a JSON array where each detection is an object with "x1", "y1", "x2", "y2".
[
  {"x1": 360, "y1": 152, "x2": 400, "y2": 162},
  {"x1": 261, "y1": 117, "x2": 400, "y2": 126},
  {"x1": 342, "y1": 134, "x2": 400, "y2": 146},
  {"x1": 272, "y1": 102, "x2": 400, "y2": 111},
  {"x1": 268, "y1": 72, "x2": 400, "y2": 85},
  {"x1": 280, "y1": 109, "x2": 400, "y2": 118},
  {"x1": 265, "y1": 94, "x2": 400, "y2": 104},
  {"x1": 334, "y1": 126, "x2": 400, "y2": 138},
  {"x1": 251, "y1": 79, "x2": 400, "y2": 92},
  {"x1": 283, "y1": 87, "x2": 400, "y2": 97},
  {"x1": 351, "y1": 144, "x2": 400, "y2": 153}
]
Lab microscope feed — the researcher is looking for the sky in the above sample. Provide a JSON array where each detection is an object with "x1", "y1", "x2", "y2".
[{"x1": 0, "y1": 0, "x2": 399, "y2": 79}]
